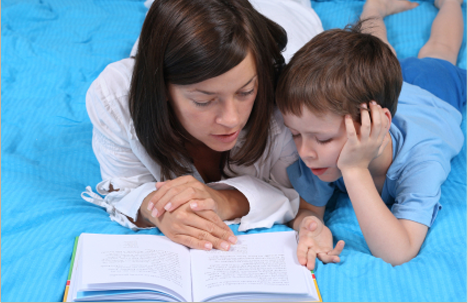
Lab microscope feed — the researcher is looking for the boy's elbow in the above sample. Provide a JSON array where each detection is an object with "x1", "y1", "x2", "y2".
[{"x1": 377, "y1": 249, "x2": 419, "y2": 266}]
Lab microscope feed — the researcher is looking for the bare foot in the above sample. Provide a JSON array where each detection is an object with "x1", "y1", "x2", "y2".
[
  {"x1": 363, "y1": 0, "x2": 419, "y2": 18},
  {"x1": 434, "y1": 0, "x2": 463, "y2": 9}
]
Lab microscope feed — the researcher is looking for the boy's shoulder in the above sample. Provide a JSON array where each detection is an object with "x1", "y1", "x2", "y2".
[{"x1": 387, "y1": 82, "x2": 463, "y2": 179}]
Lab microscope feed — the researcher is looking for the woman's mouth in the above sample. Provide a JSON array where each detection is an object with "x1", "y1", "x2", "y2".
[{"x1": 211, "y1": 130, "x2": 240, "y2": 143}]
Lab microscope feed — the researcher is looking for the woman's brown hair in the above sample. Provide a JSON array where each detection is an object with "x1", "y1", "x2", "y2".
[{"x1": 129, "y1": 0, "x2": 287, "y2": 180}]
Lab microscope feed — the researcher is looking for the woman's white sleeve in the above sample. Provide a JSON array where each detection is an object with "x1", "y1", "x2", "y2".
[{"x1": 81, "y1": 71, "x2": 157, "y2": 230}]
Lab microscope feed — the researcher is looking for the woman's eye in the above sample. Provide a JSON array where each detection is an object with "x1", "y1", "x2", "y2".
[
  {"x1": 317, "y1": 138, "x2": 332, "y2": 145},
  {"x1": 238, "y1": 89, "x2": 255, "y2": 97},
  {"x1": 192, "y1": 100, "x2": 212, "y2": 107}
]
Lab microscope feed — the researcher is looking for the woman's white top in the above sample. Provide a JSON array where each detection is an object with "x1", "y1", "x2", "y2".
[{"x1": 82, "y1": 0, "x2": 323, "y2": 231}]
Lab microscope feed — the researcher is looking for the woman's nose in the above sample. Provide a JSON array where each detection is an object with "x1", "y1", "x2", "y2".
[{"x1": 216, "y1": 98, "x2": 239, "y2": 128}]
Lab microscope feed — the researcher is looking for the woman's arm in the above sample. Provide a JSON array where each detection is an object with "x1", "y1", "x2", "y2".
[{"x1": 85, "y1": 60, "x2": 236, "y2": 250}]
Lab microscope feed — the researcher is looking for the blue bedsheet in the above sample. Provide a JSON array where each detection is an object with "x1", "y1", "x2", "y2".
[{"x1": 2, "y1": 0, "x2": 466, "y2": 301}]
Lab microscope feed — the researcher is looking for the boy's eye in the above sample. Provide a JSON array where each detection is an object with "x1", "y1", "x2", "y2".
[
  {"x1": 317, "y1": 138, "x2": 332, "y2": 145},
  {"x1": 291, "y1": 133, "x2": 300, "y2": 139}
]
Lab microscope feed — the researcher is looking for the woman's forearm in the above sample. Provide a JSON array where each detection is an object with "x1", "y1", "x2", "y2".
[{"x1": 216, "y1": 189, "x2": 250, "y2": 221}]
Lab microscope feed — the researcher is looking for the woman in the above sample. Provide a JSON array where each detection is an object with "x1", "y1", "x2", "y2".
[{"x1": 82, "y1": 0, "x2": 323, "y2": 251}]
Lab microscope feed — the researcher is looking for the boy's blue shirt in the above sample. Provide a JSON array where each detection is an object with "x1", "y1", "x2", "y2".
[{"x1": 287, "y1": 82, "x2": 464, "y2": 227}]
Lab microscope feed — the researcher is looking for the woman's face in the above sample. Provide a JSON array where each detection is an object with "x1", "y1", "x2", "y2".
[{"x1": 168, "y1": 52, "x2": 258, "y2": 152}]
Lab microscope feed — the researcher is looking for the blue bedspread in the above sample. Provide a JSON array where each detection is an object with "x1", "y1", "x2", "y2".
[{"x1": 2, "y1": 0, "x2": 466, "y2": 301}]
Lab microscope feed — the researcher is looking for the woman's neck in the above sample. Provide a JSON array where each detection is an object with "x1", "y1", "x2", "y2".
[{"x1": 185, "y1": 141, "x2": 223, "y2": 183}]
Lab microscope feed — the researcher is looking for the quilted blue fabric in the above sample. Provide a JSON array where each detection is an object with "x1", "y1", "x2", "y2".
[{"x1": 2, "y1": 0, "x2": 466, "y2": 301}]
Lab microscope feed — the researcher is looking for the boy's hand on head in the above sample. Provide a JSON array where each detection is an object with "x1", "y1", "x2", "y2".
[
  {"x1": 337, "y1": 101, "x2": 390, "y2": 172},
  {"x1": 297, "y1": 216, "x2": 345, "y2": 270}
]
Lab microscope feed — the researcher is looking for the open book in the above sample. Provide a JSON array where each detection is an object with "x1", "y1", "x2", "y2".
[{"x1": 66, "y1": 231, "x2": 321, "y2": 302}]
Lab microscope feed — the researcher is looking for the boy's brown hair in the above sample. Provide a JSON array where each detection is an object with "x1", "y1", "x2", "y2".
[{"x1": 276, "y1": 19, "x2": 403, "y2": 121}]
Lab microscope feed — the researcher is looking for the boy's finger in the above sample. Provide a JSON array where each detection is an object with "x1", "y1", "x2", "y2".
[
  {"x1": 317, "y1": 252, "x2": 339, "y2": 264},
  {"x1": 377, "y1": 132, "x2": 390, "y2": 156},
  {"x1": 306, "y1": 248, "x2": 318, "y2": 270},
  {"x1": 360, "y1": 103, "x2": 371, "y2": 140},
  {"x1": 369, "y1": 101, "x2": 383, "y2": 140},
  {"x1": 344, "y1": 115, "x2": 358, "y2": 143},
  {"x1": 329, "y1": 240, "x2": 345, "y2": 257},
  {"x1": 297, "y1": 243, "x2": 309, "y2": 266},
  {"x1": 307, "y1": 221, "x2": 317, "y2": 232}
]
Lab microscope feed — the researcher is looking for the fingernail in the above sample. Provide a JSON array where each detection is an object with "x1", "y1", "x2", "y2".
[
  {"x1": 228, "y1": 236, "x2": 237, "y2": 244},
  {"x1": 361, "y1": 103, "x2": 367, "y2": 108},
  {"x1": 220, "y1": 242, "x2": 230, "y2": 251},
  {"x1": 204, "y1": 243, "x2": 212, "y2": 250},
  {"x1": 190, "y1": 202, "x2": 198, "y2": 209},
  {"x1": 147, "y1": 202, "x2": 154, "y2": 211},
  {"x1": 151, "y1": 208, "x2": 158, "y2": 218},
  {"x1": 164, "y1": 202, "x2": 172, "y2": 211},
  {"x1": 371, "y1": 101, "x2": 377, "y2": 105}
]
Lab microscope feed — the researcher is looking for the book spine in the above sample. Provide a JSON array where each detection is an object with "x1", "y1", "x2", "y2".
[
  {"x1": 62, "y1": 236, "x2": 79, "y2": 302},
  {"x1": 311, "y1": 270, "x2": 322, "y2": 302}
]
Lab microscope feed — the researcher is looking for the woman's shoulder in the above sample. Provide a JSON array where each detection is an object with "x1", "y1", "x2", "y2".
[
  {"x1": 86, "y1": 58, "x2": 136, "y2": 130},
  {"x1": 90, "y1": 58, "x2": 135, "y2": 100}
]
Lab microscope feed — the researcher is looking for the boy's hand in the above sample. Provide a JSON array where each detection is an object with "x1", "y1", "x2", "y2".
[
  {"x1": 337, "y1": 101, "x2": 390, "y2": 172},
  {"x1": 297, "y1": 216, "x2": 345, "y2": 270}
]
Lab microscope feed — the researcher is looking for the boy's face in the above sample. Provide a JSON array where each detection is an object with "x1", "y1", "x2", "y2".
[{"x1": 283, "y1": 107, "x2": 357, "y2": 183}]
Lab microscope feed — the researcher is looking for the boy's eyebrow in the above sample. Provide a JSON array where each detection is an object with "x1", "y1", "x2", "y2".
[{"x1": 190, "y1": 75, "x2": 257, "y2": 95}]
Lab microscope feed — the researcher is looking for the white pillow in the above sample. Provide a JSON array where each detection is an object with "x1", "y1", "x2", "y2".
[{"x1": 130, "y1": 0, "x2": 324, "y2": 63}]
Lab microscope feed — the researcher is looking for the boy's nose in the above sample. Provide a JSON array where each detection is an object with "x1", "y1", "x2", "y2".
[{"x1": 298, "y1": 142, "x2": 317, "y2": 161}]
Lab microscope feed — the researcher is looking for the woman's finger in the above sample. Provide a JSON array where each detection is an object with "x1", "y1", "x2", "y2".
[
  {"x1": 189, "y1": 198, "x2": 217, "y2": 212},
  {"x1": 149, "y1": 176, "x2": 197, "y2": 212},
  {"x1": 173, "y1": 233, "x2": 214, "y2": 251},
  {"x1": 196, "y1": 209, "x2": 237, "y2": 244},
  {"x1": 159, "y1": 186, "x2": 209, "y2": 215},
  {"x1": 166, "y1": 210, "x2": 235, "y2": 251}
]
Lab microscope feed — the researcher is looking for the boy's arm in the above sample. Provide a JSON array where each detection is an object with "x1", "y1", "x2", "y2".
[
  {"x1": 290, "y1": 198, "x2": 325, "y2": 231},
  {"x1": 338, "y1": 102, "x2": 428, "y2": 265},
  {"x1": 290, "y1": 198, "x2": 345, "y2": 270},
  {"x1": 342, "y1": 168, "x2": 428, "y2": 265}
]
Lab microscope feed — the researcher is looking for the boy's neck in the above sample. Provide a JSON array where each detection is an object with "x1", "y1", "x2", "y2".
[{"x1": 368, "y1": 132, "x2": 393, "y2": 193}]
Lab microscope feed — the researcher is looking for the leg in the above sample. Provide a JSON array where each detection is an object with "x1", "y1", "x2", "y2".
[
  {"x1": 360, "y1": 0, "x2": 419, "y2": 56},
  {"x1": 418, "y1": 0, "x2": 464, "y2": 65}
]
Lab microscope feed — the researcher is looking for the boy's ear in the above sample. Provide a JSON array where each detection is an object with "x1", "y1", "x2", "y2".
[{"x1": 382, "y1": 108, "x2": 392, "y2": 131}]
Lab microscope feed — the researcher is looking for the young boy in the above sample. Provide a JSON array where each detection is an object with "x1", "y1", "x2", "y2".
[{"x1": 276, "y1": 0, "x2": 466, "y2": 268}]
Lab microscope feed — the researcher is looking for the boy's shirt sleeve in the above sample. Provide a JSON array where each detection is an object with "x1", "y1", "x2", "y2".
[
  {"x1": 387, "y1": 160, "x2": 447, "y2": 228},
  {"x1": 287, "y1": 158, "x2": 335, "y2": 207}
]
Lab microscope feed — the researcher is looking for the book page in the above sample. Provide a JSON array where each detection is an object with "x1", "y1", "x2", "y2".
[
  {"x1": 190, "y1": 231, "x2": 317, "y2": 302},
  {"x1": 77, "y1": 233, "x2": 192, "y2": 302}
]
